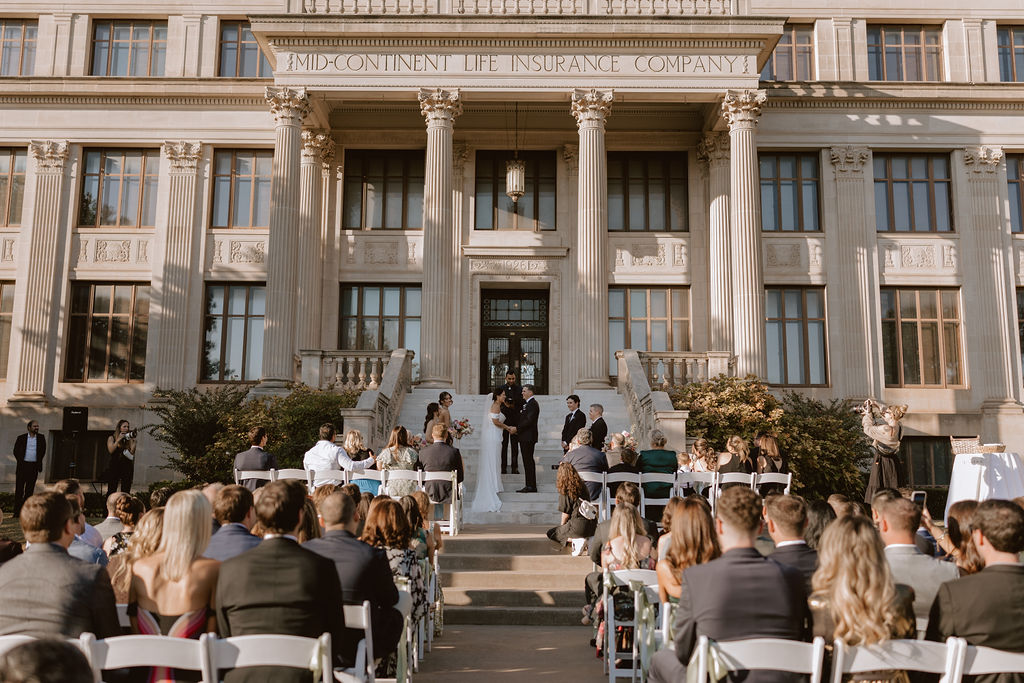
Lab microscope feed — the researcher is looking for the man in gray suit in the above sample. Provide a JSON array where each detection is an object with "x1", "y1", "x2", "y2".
[
  {"x1": 93, "y1": 492, "x2": 128, "y2": 541},
  {"x1": 234, "y1": 426, "x2": 277, "y2": 492},
  {"x1": 0, "y1": 492, "x2": 120, "y2": 639},
  {"x1": 204, "y1": 485, "x2": 261, "y2": 562},
  {"x1": 877, "y1": 494, "x2": 958, "y2": 635},
  {"x1": 561, "y1": 428, "x2": 608, "y2": 502},
  {"x1": 419, "y1": 423, "x2": 465, "y2": 505}
]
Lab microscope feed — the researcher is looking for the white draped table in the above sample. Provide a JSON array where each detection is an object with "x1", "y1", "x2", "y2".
[{"x1": 944, "y1": 451, "x2": 1024, "y2": 521}]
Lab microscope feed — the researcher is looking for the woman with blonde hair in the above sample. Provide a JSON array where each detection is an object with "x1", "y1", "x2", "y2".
[
  {"x1": 376, "y1": 426, "x2": 419, "y2": 497},
  {"x1": 656, "y1": 496, "x2": 720, "y2": 602},
  {"x1": 810, "y1": 515, "x2": 914, "y2": 678},
  {"x1": 594, "y1": 503, "x2": 655, "y2": 657},
  {"x1": 718, "y1": 435, "x2": 753, "y2": 489},
  {"x1": 130, "y1": 491, "x2": 219, "y2": 681},
  {"x1": 690, "y1": 438, "x2": 717, "y2": 473},
  {"x1": 108, "y1": 506, "x2": 165, "y2": 603},
  {"x1": 344, "y1": 429, "x2": 379, "y2": 495}
]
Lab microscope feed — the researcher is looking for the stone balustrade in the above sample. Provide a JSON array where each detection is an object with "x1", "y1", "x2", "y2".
[
  {"x1": 615, "y1": 349, "x2": 689, "y2": 452},
  {"x1": 632, "y1": 350, "x2": 736, "y2": 389},
  {"x1": 338, "y1": 349, "x2": 416, "y2": 450},
  {"x1": 298, "y1": 0, "x2": 737, "y2": 15},
  {"x1": 299, "y1": 349, "x2": 396, "y2": 391}
]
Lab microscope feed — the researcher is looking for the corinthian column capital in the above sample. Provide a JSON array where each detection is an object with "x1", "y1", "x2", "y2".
[
  {"x1": 29, "y1": 140, "x2": 69, "y2": 172},
  {"x1": 722, "y1": 89, "x2": 767, "y2": 130},
  {"x1": 301, "y1": 129, "x2": 335, "y2": 168},
  {"x1": 963, "y1": 145, "x2": 1004, "y2": 174},
  {"x1": 571, "y1": 88, "x2": 613, "y2": 129},
  {"x1": 830, "y1": 145, "x2": 871, "y2": 176},
  {"x1": 265, "y1": 86, "x2": 310, "y2": 126},
  {"x1": 418, "y1": 88, "x2": 462, "y2": 125},
  {"x1": 163, "y1": 141, "x2": 202, "y2": 174},
  {"x1": 697, "y1": 132, "x2": 730, "y2": 166}
]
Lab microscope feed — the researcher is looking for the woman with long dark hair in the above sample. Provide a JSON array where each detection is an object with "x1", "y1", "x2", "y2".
[
  {"x1": 376, "y1": 426, "x2": 419, "y2": 497},
  {"x1": 546, "y1": 463, "x2": 598, "y2": 553},
  {"x1": 656, "y1": 496, "x2": 720, "y2": 602}
]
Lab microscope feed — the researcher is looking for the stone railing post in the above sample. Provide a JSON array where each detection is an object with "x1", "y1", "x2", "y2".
[{"x1": 698, "y1": 132, "x2": 732, "y2": 354}]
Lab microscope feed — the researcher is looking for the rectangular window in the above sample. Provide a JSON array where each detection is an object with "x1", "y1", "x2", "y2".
[
  {"x1": 765, "y1": 287, "x2": 828, "y2": 386},
  {"x1": 339, "y1": 285, "x2": 421, "y2": 363},
  {"x1": 0, "y1": 281, "x2": 12, "y2": 379},
  {"x1": 65, "y1": 282, "x2": 149, "y2": 382},
  {"x1": 342, "y1": 150, "x2": 424, "y2": 230},
  {"x1": 873, "y1": 153, "x2": 953, "y2": 232},
  {"x1": 608, "y1": 287, "x2": 690, "y2": 374},
  {"x1": 881, "y1": 287, "x2": 963, "y2": 387},
  {"x1": 900, "y1": 437, "x2": 954, "y2": 487},
  {"x1": 211, "y1": 150, "x2": 273, "y2": 228},
  {"x1": 608, "y1": 152, "x2": 688, "y2": 232},
  {"x1": 90, "y1": 20, "x2": 167, "y2": 77},
  {"x1": 1009, "y1": 154, "x2": 1024, "y2": 234},
  {"x1": 867, "y1": 25, "x2": 942, "y2": 82},
  {"x1": 0, "y1": 148, "x2": 27, "y2": 226},
  {"x1": 997, "y1": 27, "x2": 1024, "y2": 82},
  {"x1": 78, "y1": 149, "x2": 159, "y2": 228},
  {"x1": 0, "y1": 19, "x2": 37, "y2": 76},
  {"x1": 760, "y1": 153, "x2": 820, "y2": 232},
  {"x1": 218, "y1": 21, "x2": 272, "y2": 78},
  {"x1": 761, "y1": 25, "x2": 814, "y2": 81},
  {"x1": 474, "y1": 150, "x2": 556, "y2": 231},
  {"x1": 202, "y1": 284, "x2": 265, "y2": 382}
]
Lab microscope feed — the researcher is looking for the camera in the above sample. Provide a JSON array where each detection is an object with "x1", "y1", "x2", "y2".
[{"x1": 125, "y1": 429, "x2": 138, "y2": 439}]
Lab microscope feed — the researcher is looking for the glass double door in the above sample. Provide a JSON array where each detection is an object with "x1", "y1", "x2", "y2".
[{"x1": 480, "y1": 289, "x2": 548, "y2": 394}]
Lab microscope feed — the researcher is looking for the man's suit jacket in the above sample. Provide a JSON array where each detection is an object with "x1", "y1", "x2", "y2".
[
  {"x1": 93, "y1": 517, "x2": 125, "y2": 542},
  {"x1": 885, "y1": 544, "x2": 959, "y2": 634},
  {"x1": 13, "y1": 433, "x2": 45, "y2": 465},
  {"x1": 215, "y1": 537, "x2": 347, "y2": 683},
  {"x1": 562, "y1": 410, "x2": 586, "y2": 448},
  {"x1": 590, "y1": 417, "x2": 608, "y2": 451},
  {"x1": 419, "y1": 442, "x2": 465, "y2": 504},
  {"x1": 304, "y1": 529, "x2": 401, "y2": 667},
  {"x1": 670, "y1": 547, "x2": 808, "y2": 683},
  {"x1": 234, "y1": 447, "x2": 277, "y2": 491},
  {"x1": 769, "y1": 542, "x2": 818, "y2": 594},
  {"x1": 926, "y1": 564, "x2": 1024, "y2": 683},
  {"x1": 562, "y1": 446, "x2": 609, "y2": 501},
  {"x1": 518, "y1": 398, "x2": 540, "y2": 444},
  {"x1": 588, "y1": 517, "x2": 659, "y2": 565},
  {"x1": 0, "y1": 543, "x2": 120, "y2": 639},
  {"x1": 203, "y1": 523, "x2": 261, "y2": 562}
]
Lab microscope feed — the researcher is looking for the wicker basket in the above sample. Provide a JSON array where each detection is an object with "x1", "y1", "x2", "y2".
[
  {"x1": 980, "y1": 443, "x2": 1006, "y2": 453},
  {"x1": 950, "y1": 436, "x2": 981, "y2": 455}
]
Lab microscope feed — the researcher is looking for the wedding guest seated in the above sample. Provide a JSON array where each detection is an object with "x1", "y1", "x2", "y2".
[
  {"x1": 810, "y1": 515, "x2": 916, "y2": 681},
  {"x1": 805, "y1": 500, "x2": 836, "y2": 550},
  {"x1": 923, "y1": 499, "x2": 984, "y2": 574},
  {"x1": 0, "y1": 492, "x2": 120, "y2": 638},
  {"x1": 94, "y1": 492, "x2": 129, "y2": 541},
  {"x1": 102, "y1": 494, "x2": 144, "y2": 558},
  {"x1": 234, "y1": 426, "x2": 276, "y2": 492},
  {"x1": 422, "y1": 402, "x2": 441, "y2": 445},
  {"x1": 400, "y1": 495, "x2": 429, "y2": 560},
  {"x1": 47, "y1": 479, "x2": 102, "y2": 549},
  {"x1": 356, "y1": 492, "x2": 374, "y2": 538},
  {"x1": 304, "y1": 491, "x2": 403, "y2": 670},
  {"x1": 637, "y1": 429, "x2": 679, "y2": 519},
  {"x1": 561, "y1": 428, "x2": 608, "y2": 502},
  {"x1": 419, "y1": 423, "x2": 465, "y2": 508},
  {"x1": 377, "y1": 426, "x2": 420, "y2": 498},
  {"x1": 547, "y1": 463, "x2": 599, "y2": 556},
  {"x1": 605, "y1": 432, "x2": 628, "y2": 468},
  {"x1": 216, "y1": 480, "x2": 346, "y2": 682},
  {"x1": 344, "y1": 430, "x2": 380, "y2": 495},
  {"x1": 304, "y1": 422, "x2": 376, "y2": 490},
  {"x1": 606, "y1": 446, "x2": 639, "y2": 498},
  {"x1": 203, "y1": 485, "x2": 260, "y2": 562},
  {"x1": 108, "y1": 507, "x2": 164, "y2": 603},
  {"x1": 0, "y1": 639, "x2": 93, "y2": 683},
  {"x1": 827, "y1": 493, "x2": 852, "y2": 517},
  {"x1": 765, "y1": 494, "x2": 818, "y2": 592},
  {"x1": 926, "y1": 498, "x2": 1024, "y2": 680},
  {"x1": 64, "y1": 495, "x2": 107, "y2": 567},
  {"x1": 656, "y1": 496, "x2": 720, "y2": 603},
  {"x1": 150, "y1": 486, "x2": 174, "y2": 509},
  {"x1": 871, "y1": 488, "x2": 934, "y2": 557},
  {"x1": 202, "y1": 483, "x2": 225, "y2": 534},
  {"x1": 716, "y1": 436, "x2": 754, "y2": 488},
  {"x1": 0, "y1": 509, "x2": 23, "y2": 567},
  {"x1": 647, "y1": 486, "x2": 809, "y2": 683},
  {"x1": 297, "y1": 498, "x2": 322, "y2": 543},
  {"x1": 411, "y1": 491, "x2": 443, "y2": 561},
  {"x1": 311, "y1": 483, "x2": 338, "y2": 520}
]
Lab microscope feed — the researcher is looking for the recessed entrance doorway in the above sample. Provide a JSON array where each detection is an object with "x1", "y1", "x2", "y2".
[{"x1": 480, "y1": 288, "x2": 549, "y2": 394}]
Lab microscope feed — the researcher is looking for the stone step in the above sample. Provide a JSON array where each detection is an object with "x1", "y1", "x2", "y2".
[
  {"x1": 445, "y1": 605, "x2": 583, "y2": 626},
  {"x1": 441, "y1": 568, "x2": 586, "y2": 590},
  {"x1": 442, "y1": 536, "x2": 566, "y2": 555},
  {"x1": 441, "y1": 553, "x2": 584, "y2": 572},
  {"x1": 443, "y1": 588, "x2": 584, "y2": 608},
  {"x1": 467, "y1": 510, "x2": 564, "y2": 525}
]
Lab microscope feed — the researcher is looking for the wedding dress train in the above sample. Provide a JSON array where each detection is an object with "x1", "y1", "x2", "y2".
[{"x1": 469, "y1": 408, "x2": 503, "y2": 516}]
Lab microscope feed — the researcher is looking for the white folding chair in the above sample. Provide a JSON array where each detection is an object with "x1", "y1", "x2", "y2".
[
  {"x1": 0, "y1": 635, "x2": 37, "y2": 657},
  {"x1": 678, "y1": 471, "x2": 718, "y2": 512},
  {"x1": 427, "y1": 551, "x2": 442, "y2": 647},
  {"x1": 717, "y1": 472, "x2": 754, "y2": 495},
  {"x1": 603, "y1": 568, "x2": 659, "y2": 683},
  {"x1": 693, "y1": 636, "x2": 827, "y2": 683},
  {"x1": 115, "y1": 603, "x2": 131, "y2": 629},
  {"x1": 422, "y1": 472, "x2": 461, "y2": 536},
  {"x1": 350, "y1": 469, "x2": 386, "y2": 490},
  {"x1": 576, "y1": 472, "x2": 609, "y2": 520},
  {"x1": 604, "y1": 472, "x2": 643, "y2": 518},
  {"x1": 276, "y1": 468, "x2": 314, "y2": 493},
  {"x1": 234, "y1": 469, "x2": 275, "y2": 487},
  {"x1": 81, "y1": 632, "x2": 214, "y2": 683},
  {"x1": 958, "y1": 639, "x2": 1024, "y2": 682},
  {"x1": 336, "y1": 601, "x2": 375, "y2": 683},
  {"x1": 311, "y1": 469, "x2": 349, "y2": 489},
  {"x1": 209, "y1": 632, "x2": 332, "y2": 683},
  {"x1": 753, "y1": 472, "x2": 793, "y2": 494},
  {"x1": 382, "y1": 470, "x2": 421, "y2": 498},
  {"x1": 831, "y1": 637, "x2": 962, "y2": 683},
  {"x1": 638, "y1": 473, "x2": 677, "y2": 520}
]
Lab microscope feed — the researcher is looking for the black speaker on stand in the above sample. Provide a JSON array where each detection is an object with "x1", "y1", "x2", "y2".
[{"x1": 61, "y1": 406, "x2": 88, "y2": 481}]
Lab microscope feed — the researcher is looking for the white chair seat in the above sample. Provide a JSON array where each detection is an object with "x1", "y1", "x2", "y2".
[
  {"x1": 81, "y1": 632, "x2": 214, "y2": 682},
  {"x1": 831, "y1": 638, "x2": 962, "y2": 683},
  {"x1": 694, "y1": 636, "x2": 826, "y2": 683},
  {"x1": 210, "y1": 633, "x2": 332, "y2": 683}
]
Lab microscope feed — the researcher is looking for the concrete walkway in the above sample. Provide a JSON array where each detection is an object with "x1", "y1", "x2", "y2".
[{"x1": 415, "y1": 625, "x2": 604, "y2": 682}]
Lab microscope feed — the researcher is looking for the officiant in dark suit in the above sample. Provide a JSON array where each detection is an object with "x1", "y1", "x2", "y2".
[
  {"x1": 561, "y1": 395, "x2": 586, "y2": 454},
  {"x1": 514, "y1": 385, "x2": 540, "y2": 493},
  {"x1": 497, "y1": 370, "x2": 523, "y2": 475}
]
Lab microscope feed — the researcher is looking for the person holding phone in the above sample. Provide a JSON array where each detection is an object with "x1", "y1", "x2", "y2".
[{"x1": 105, "y1": 419, "x2": 137, "y2": 495}]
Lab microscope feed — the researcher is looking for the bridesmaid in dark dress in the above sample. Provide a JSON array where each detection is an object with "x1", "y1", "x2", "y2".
[
  {"x1": 547, "y1": 463, "x2": 598, "y2": 549},
  {"x1": 717, "y1": 435, "x2": 754, "y2": 490}
]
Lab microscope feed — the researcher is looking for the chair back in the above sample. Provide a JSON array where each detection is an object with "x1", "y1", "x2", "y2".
[
  {"x1": 694, "y1": 636, "x2": 826, "y2": 683},
  {"x1": 353, "y1": 469, "x2": 385, "y2": 482},
  {"x1": 83, "y1": 633, "x2": 214, "y2": 682},
  {"x1": 115, "y1": 603, "x2": 131, "y2": 629},
  {"x1": 609, "y1": 568, "x2": 659, "y2": 588},
  {"x1": 0, "y1": 635, "x2": 38, "y2": 657},
  {"x1": 310, "y1": 469, "x2": 348, "y2": 487},
  {"x1": 960, "y1": 641, "x2": 1024, "y2": 678},
  {"x1": 234, "y1": 469, "x2": 275, "y2": 486},
  {"x1": 340, "y1": 601, "x2": 375, "y2": 683},
  {"x1": 753, "y1": 472, "x2": 793, "y2": 494},
  {"x1": 831, "y1": 638, "x2": 962, "y2": 683},
  {"x1": 209, "y1": 633, "x2": 332, "y2": 683},
  {"x1": 718, "y1": 472, "x2": 754, "y2": 489},
  {"x1": 276, "y1": 468, "x2": 314, "y2": 492}
]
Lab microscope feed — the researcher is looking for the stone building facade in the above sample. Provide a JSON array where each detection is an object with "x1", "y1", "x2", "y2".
[{"x1": 1, "y1": 0, "x2": 1023, "y2": 488}]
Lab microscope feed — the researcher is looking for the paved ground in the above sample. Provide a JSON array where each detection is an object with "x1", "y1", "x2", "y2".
[{"x1": 416, "y1": 625, "x2": 604, "y2": 682}]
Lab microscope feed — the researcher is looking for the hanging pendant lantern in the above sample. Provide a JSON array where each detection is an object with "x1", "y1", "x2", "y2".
[{"x1": 505, "y1": 158, "x2": 526, "y2": 204}]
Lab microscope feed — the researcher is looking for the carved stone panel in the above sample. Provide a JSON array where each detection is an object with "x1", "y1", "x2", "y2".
[
  {"x1": 340, "y1": 234, "x2": 423, "y2": 273},
  {"x1": 71, "y1": 233, "x2": 154, "y2": 274},
  {"x1": 609, "y1": 237, "x2": 689, "y2": 275},
  {"x1": 879, "y1": 238, "x2": 960, "y2": 277},
  {"x1": 762, "y1": 238, "x2": 825, "y2": 277}
]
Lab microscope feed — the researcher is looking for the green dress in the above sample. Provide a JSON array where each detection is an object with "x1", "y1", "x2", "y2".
[{"x1": 637, "y1": 448, "x2": 677, "y2": 500}]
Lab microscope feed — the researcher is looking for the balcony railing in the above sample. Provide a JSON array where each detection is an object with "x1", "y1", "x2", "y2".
[
  {"x1": 299, "y1": 349, "x2": 395, "y2": 391},
  {"x1": 633, "y1": 351, "x2": 736, "y2": 389},
  {"x1": 297, "y1": 0, "x2": 737, "y2": 15}
]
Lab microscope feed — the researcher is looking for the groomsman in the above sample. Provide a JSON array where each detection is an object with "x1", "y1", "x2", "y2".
[
  {"x1": 497, "y1": 370, "x2": 523, "y2": 475},
  {"x1": 588, "y1": 404, "x2": 608, "y2": 451},
  {"x1": 561, "y1": 395, "x2": 586, "y2": 454}
]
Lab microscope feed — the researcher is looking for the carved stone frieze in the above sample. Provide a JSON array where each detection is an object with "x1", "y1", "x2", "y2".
[
  {"x1": 1, "y1": 239, "x2": 15, "y2": 262},
  {"x1": 137, "y1": 240, "x2": 149, "y2": 264},
  {"x1": 879, "y1": 240, "x2": 959, "y2": 273},
  {"x1": 765, "y1": 243, "x2": 801, "y2": 268},
  {"x1": 721, "y1": 89, "x2": 766, "y2": 129},
  {"x1": 469, "y1": 258, "x2": 553, "y2": 274},
  {"x1": 407, "y1": 242, "x2": 418, "y2": 265},
  {"x1": 418, "y1": 88, "x2": 462, "y2": 123},
  {"x1": 673, "y1": 243, "x2": 688, "y2": 268},
  {"x1": 630, "y1": 243, "x2": 666, "y2": 267},
  {"x1": 562, "y1": 144, "x2": 579, "y2": 175},
  {"x1": 830, "y1": 145, "x2": 870, "y2": 176},
  {"x1": 963, "y1": 145, "x2": 1004, "y2": 174},
  {"x1": 901, "y1": 245, "x2": 937, "y2": 269},
  {"x1": 229, "y1": 240, "x2": 266, "y2": 264},
  {"x1": 265, "y1": 86, "x2": 310, "y2": 126},
  {"x1": 29, "y1": 140, "x2": 70, "y2": 172},
  {"x1": 571, "y1": 88, "x2": 613, "y2": 127},
  {"x1": 163, "y1": 141, "x2": 202, "y2": 173},
  {"x1": 77, "y1": 239, "x2": 89, "y2": 264},
  {"x1": 213, "y1": 241, "x2": 224, "y2": 264},
  {"x1": 697, "y1": 132, "x2": 730, "y2": 166},
  {"x1": 95, "y1": 240, "x2": 131, "y2": 263},
  {"x1": 364, "y1": 241, "x2": 400, "y2": 265},
  {"x1": 452, "y1": 143, "x2": 470, "y2": 178}
]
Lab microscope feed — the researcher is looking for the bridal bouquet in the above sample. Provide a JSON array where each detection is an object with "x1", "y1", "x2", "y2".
[
  {"x1": 449, "y1": 418, "x2": 474, "y2": 440},
  {"x1": 409, "y1": 434, "x2": 425, "y2": 451}
]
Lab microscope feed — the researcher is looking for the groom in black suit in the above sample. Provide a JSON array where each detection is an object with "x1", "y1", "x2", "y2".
[{"x1": 514, "y1": 385, "x2": 540, "y2": 493}]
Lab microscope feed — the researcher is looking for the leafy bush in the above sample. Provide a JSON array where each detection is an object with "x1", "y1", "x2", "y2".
[
  {"x1": 669, "y1": 375, "x2": 871, "y2": 500},
  {"x1": 148, "y1": 384, "x2": 360, "y2": 486}
]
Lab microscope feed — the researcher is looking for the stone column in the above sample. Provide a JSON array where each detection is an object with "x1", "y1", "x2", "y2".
[
  {"x1": 296, "y1": 129, "x2": 332, "y2": 353},
  {"x1": 151, "y1": 141, "x2": 203, "y2": 390},
  {"x1": 572, "y1": 88, "x2": 613, "y2": 389},
  {"x1": 698, "y1": 132, "x2": 732, "y2": 353},
  {"x1": 258, "y1": 87, "x2": 309, "y2": 391},
  {"x1": 828, "y1": 145, "x2": 878, "y2": 399},
  {"x1": 961, "y1": 146, "x2": 1022, "y2": 437},
  {"x1": 11, "y1": 140, "x2": 69, "y2": 402},
  {"x1": 723, "y1": 89, "x2": 767, "y2": 378},
  {"x1": 417, "y1": 88, "x2": 461, "y2": 388}
]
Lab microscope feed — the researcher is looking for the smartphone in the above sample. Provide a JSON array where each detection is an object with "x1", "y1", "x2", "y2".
[{"x1": 911, "y1": 490, "x2": 927, "y2": 507}]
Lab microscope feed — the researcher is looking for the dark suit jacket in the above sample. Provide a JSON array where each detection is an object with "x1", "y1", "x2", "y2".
[
  {"x1": 671, "y1": 547, "x2": 808, "y2": 683},
  {"x1": 769, "y1": 542, "x2": 818, "y2": 594},
  {"x1": 203, "y1": 523, "x2": 261, "y2": 562},
  {"x1": 590, "y1": 418, "x2": 608, "y2": 451},
  {"x1": 13, "y1": 433, "x2": 46, "y2": 465},
  {"x1": 215, "y1": 537, "x2": 347, "y2": 683},
  {"x1": 588, "y1": 517, "x2": 659, "y2": 565},
  {"x1": 562, "y1": 445, "x2": 609, "y2": 501},
  {"x1": 498, "y1": 383, "x2": 523, "y2": 425},
  {"x1": 926, "y1": 564, "x2": 1024, "y2": 683},
  {"x1": 562, "y1": 410, "x2": 586, "y2": 447},
  {"x1": 518, "y1": 398, "x2": 540, "y2": 444},
  {"x1": 0, "y1": 543, "x2": 120, "y2": 639},
  {"x1": 304, "y1": 529, "x2": 401, "y2": 667},
  {"x1": 419, "y1": 442, "x2": 465, "y2": 504},
  {"x1": 234, "y1": 447, "x2": 277, "y2": 491}
]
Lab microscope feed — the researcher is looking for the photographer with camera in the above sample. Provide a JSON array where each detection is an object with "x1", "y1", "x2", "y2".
[
  {"x1": 858, "y1": 399, "x2": 908, "y2": 504},
  {"x1": 105, "y1": 419, "x2": 137, "y2": 495}
]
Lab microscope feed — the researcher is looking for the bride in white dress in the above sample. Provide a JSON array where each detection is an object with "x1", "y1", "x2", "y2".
[{"x1": 470, "y1": 389, "x2": 512, "y2": 516}]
